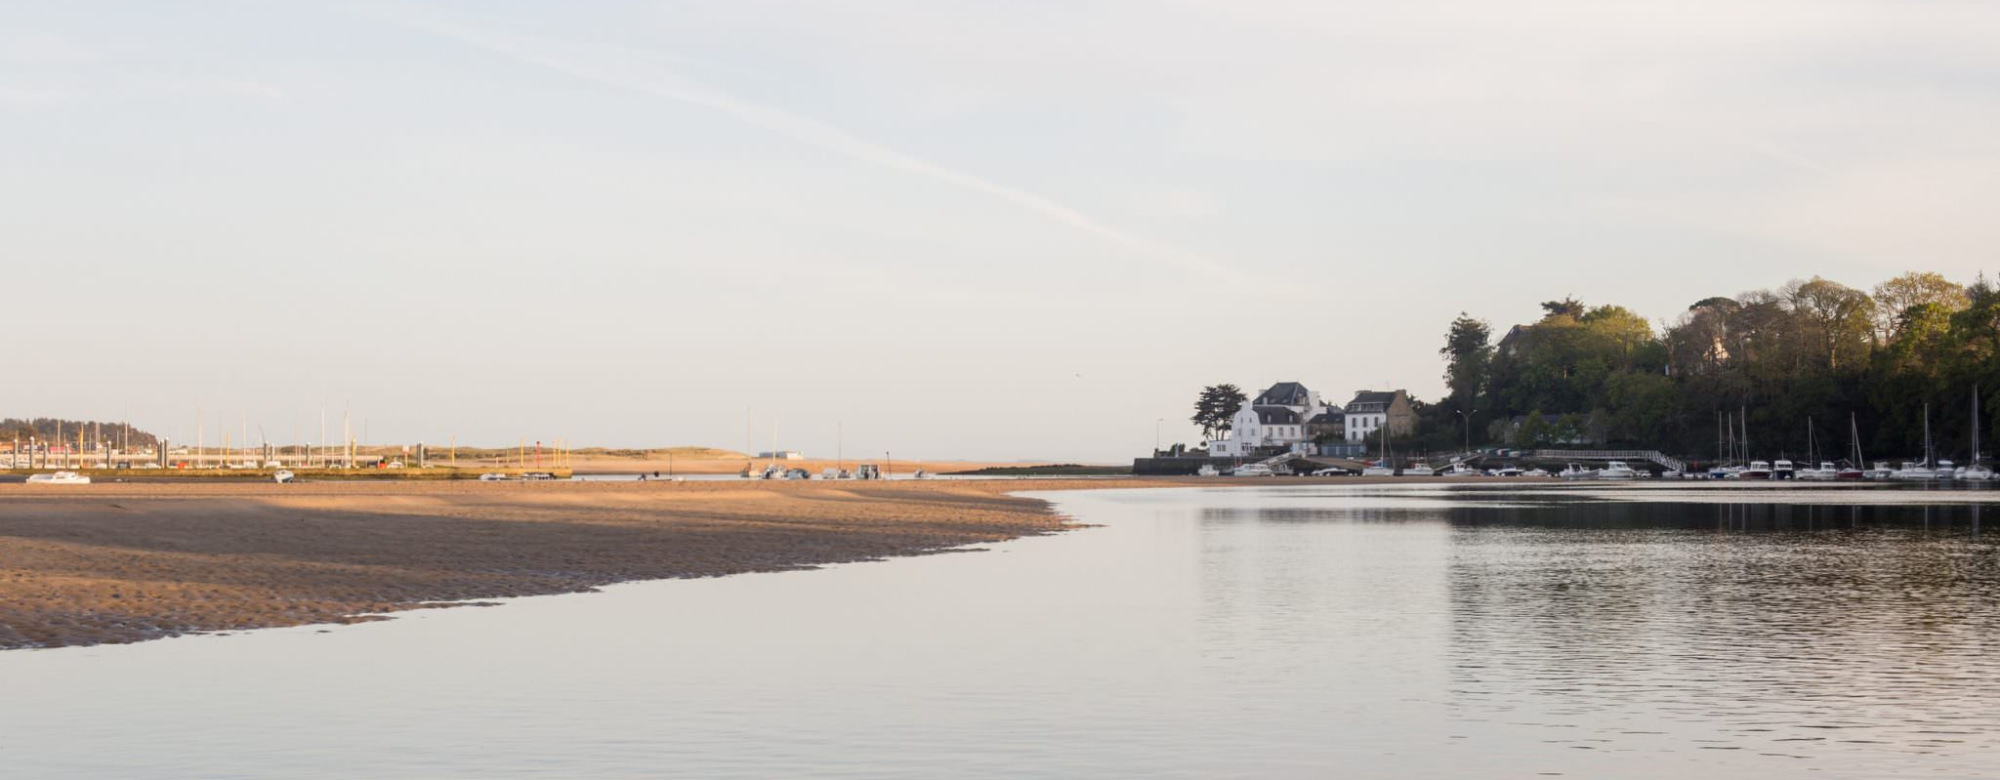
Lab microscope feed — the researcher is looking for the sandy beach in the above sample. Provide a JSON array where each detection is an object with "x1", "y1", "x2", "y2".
[
  {"x1": 563, "y1": 453, "x2": 1052, "y2": 476},
  {"x1": 0, "y1": 478, "x2": 1187, "y2": 649}
]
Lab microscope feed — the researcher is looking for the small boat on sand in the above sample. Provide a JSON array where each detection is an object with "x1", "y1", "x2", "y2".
[
  {"x1": 1598, "y1": 461, "x2": 1638, "y2": 480},
  {"x1": 26, "y1": 471, "x2": 90, "y2": 485}
]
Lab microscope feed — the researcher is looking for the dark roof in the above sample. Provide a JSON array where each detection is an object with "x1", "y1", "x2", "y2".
[
  {"x1": 1254, "y1": 382, "x2": 1313, "y2": 407},
  {"x1": 1253, "y1": 406, "x2": 1302, "y2": 424},
  {"x1": 1345, "y1": 390, "x2": 1403, "y2": 411},
  {"x1": 1307, "y1": 410, "x2": 1345, "y2": 425}
]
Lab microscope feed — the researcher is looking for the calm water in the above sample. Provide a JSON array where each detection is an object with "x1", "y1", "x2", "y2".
[{"x1": 4, "y1": 485, "x2": 1998, "y2": 778}]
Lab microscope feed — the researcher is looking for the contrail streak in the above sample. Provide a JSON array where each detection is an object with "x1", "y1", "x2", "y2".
[{"x1": 411, "y1": 20, "x2": 1233, "y2": 279}]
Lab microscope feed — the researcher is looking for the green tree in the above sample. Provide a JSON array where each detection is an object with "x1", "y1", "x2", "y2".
[
  {"x1": 1515, "y1": 411, "x2": 1549, "y2": 448},
  {"x1": 1872, "y1": 271, "x2": 1969, "y2": 342},
  {"x1": 1541, "y1": 297, "x2": 1586, "y2": 319},
  {"x1": 1786, "y1": 277, "x2": 1875, "y2": 370},
  {"x1": 1440, "y1": 313, "x2": 1493, "y2": 416},
  {"x1": 1190, "y1": 384, "x2": 1247, "y2": 443}
]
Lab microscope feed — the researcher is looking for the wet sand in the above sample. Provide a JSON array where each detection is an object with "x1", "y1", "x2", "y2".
[
  {"x1": 563, "y1": 455, "x2": 1049, "y2": 475},
  {"x1": 0, "y1": 478, "x2": 1190, "y2": 649}
]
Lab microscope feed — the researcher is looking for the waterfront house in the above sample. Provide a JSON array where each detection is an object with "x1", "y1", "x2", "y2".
[
  {"x1": 1343, "y1": 390, "x2": 1416, "y2": 444},
  {"x1": 1208, "y1": 382, "x2": 1330, "y2": 458}
]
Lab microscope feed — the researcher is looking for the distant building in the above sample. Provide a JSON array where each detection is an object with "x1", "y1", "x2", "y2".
[
  {"x1": 756, "y1": 450, "x2": 806, "y2": 460},
  {"x1": 1306, "y1": 409, "x2": 1346, "y2": 442},
  {"x1": 1344, "y1": 390, "x2": 1416, "y2": 443},
  {"x1": 1208, "y1": 381, "x2": 1330, "y2": 457}
]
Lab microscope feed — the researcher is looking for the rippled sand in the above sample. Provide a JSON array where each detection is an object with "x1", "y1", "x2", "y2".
[{"x1": 0, "y1": 478, "x2": 1183, "y2": 649}]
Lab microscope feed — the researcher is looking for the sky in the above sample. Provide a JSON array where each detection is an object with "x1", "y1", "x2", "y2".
[{"x1": 3, "y1": 0, "x2": 1997, "y2": 462}]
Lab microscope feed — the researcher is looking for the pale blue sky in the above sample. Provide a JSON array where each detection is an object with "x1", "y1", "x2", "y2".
[{"x1": 4, "y1": 1, "x2": 1996, "y2": 461}]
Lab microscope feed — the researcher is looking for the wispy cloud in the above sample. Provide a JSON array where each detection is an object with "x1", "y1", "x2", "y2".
[{"x1": 397, "y1": 18, "x2": 1235, "y2": 280}]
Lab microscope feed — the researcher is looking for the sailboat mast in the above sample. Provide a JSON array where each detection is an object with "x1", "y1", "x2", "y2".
[
  {"x1": 1726, "y1": 412, "x2": 1735, "y2": 464},
  {"x1": 1851, "y1": 413, "x2": 1864, "y2": 466},
  {"x1": 1741, "y1": 406, "x2": 1749, "y2": 463}
]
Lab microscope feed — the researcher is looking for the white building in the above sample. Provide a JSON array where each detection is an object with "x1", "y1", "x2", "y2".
[
  {"x1": 1343, "y1": 390, "x2": 1415, "y2": 444},
  {"x1": 1208, "y1": 382, "x2": 1330, "y2": 457}
]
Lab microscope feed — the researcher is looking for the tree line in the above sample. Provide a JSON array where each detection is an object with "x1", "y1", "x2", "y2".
[
  {"x1": 1438, "y1": 272, "x2": 2000, "y2": 462},
  {"x1": 1, "y1": 418, "x2": 160, "y2": 449}
]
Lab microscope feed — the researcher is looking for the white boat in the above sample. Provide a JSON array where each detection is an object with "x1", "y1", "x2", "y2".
[
  {"x1": 1864, "y1": 462, "x2": 1895, "y2": 480},
  {"x1": 1558, "y1": 464, "x2": 1595, "y2": 480},
  {"x1": 26, "y1": 471, "x2": 90, "y2": 485},
  {"x1": 1962, "y1": 463, "x2": 1996, "y2": 482},
  {"x1": 1233, "y1": 463, "x2": 1276, "y2": 477},
  {"x1": 273, "y1": 469, "x2": 295, "y2": 483},
  {"x1": 1934, "y1": 460, "x2": 1957, "y2": 480},
  {"x1": 1598, "y1": 461, "x2": 1638, "y2": 480},
  {"x1": 1522, "y1": 467, "x2": 1551, "y2": 478},
  {"x1": 1398, "y1": 462, "x2": 1433, "y2": 477},
  {"x1": 1795, "y1": 420, "x2": 1836, "y2": 481},
  {"x1": 1361, "y1": 460, "x2": 1396, "y2": 477},
  {"x1": 479, "y1": 472, "x2": 511, "y2": 482},
  {"x1": 1439, "y1": 462, "x2": 1478, "y2": 477},
  {"x1": 1771, "y1": 459, "x2": 1796, "y2": 480},
  {"x1": 1890, "y1": 461, "x2": 1936, "y2": 481},
  {"x1": 1840, "y1": 416, "x2": 1869, "y2": 480},
  {"x1": 1891, "y1": 403, "x2": 1941, "y2": 482},
  {"x1": 1196, "y1": 464, "x2": 1220, "y2": 477},
  {"x1": 1741, "y1": 460, "x2": 1773, "y2": 480},
  {"x1": 1493, "y1": 466, "x2": 1523, "y2": 477}
]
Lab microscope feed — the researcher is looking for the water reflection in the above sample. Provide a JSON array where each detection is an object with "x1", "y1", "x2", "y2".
[{"x1": 1188, "y1": 493, "x2": 2000, "y2": 776}]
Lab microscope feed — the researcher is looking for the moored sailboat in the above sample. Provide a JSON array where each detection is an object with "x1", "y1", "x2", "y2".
[{"x1": 1966, "y1": 384, "x2": 1996, "y2": 482}]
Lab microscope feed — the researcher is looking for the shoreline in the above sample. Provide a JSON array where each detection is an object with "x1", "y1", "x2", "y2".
[{"x1": 0, "y1": 478, "x2": 1208, "y2": 650}]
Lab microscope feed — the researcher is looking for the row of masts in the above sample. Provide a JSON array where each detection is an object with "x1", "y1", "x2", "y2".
[
  {"x1": 5, "y1": 406, "x2": 569, "y2": 471},
  {"x1": 1714, "y1": 384, "x2": 1988, "y2": 467}
]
